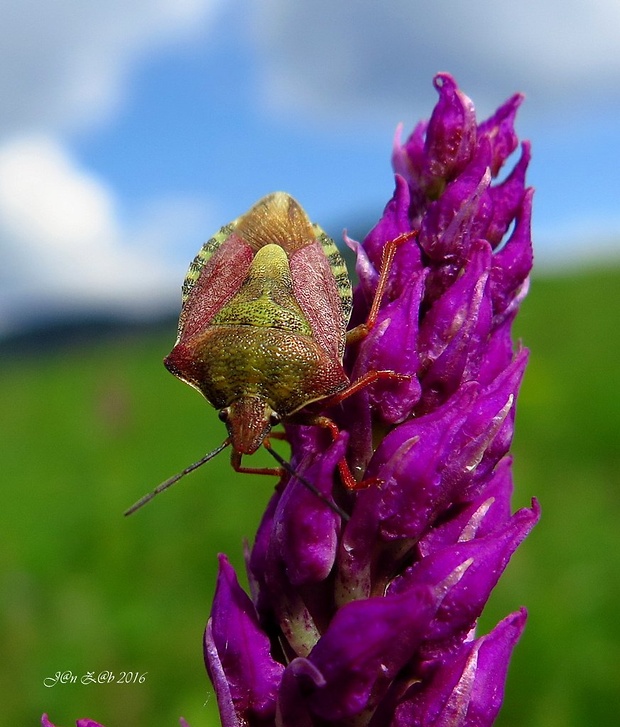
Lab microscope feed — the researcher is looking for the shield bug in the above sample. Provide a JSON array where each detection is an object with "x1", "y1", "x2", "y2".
[{"x1": 125, "y1": 192, "x2": 413, "y2": 515}]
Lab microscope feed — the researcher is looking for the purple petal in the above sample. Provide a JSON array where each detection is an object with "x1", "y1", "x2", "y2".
[
  {"x1": 284, "y1": 588, "x2": 437, "y2": 721},
  {"x1": 277, "y1": 658, "x2": 326, "y2": 727},
  {"x1": 246, "y1": 486, "x2": 280, "y2": 610},
  {"x1": 392, "y1": 121, "x2": 421, "y2": 184},
  {"x1": 337, "y1": 383, "x2": 374, "y2": 485},
  {"x1": 398, "y1": 73, "x2": 478, "y2": 201},
  {"x1": 357, "y1": 174, "x2": 420, "y2": 295},
  {"x1": 274, "y1": 433, "x2": 344, "y2": 586},
  {"x1": 424, "y1": 74, "x2": 478, "y2": 183},
  {"x1": 445, "y1": 349, "x2": 528, "y2": 499},
  {"x1": 204, "y1": 621, "x2": 243, "y2": 727},
  {"x1": 250, "y1": 428, "x2": 342, "y2": 618},
  {"x1": 394, "y1": 609, "x2": 528, "y2": 726},
  {"x1": 490, "y1": 186, "x2": 534, "y2": 320},
  {"x1": 250, "y1": 435, "x2": 346, "y2": 656},
  {"x1": 477, "y1": 313, "x2": 517, "y2": 385},
  {"x1": 261, "y1": 554, "x2": 323, "y2": 658},
  {"x1": 351, "y1": 269, "x2": 425, "y2": 423},
  {"x1": 389, "y1": 499, "x2": 539, "y2": 649},
  {"x1": 478, "y1": 93, "x2": 524, "y2": 176},
  {"x1": 354, "y1": 384, "x2": 477, "y2": 543},
  {"x1": 418, "y1": 147, "x2": 492, "y2": 270},
  {"x1": 346, "y1": 232, "x2": 378, "y2": 307},
  {"x1": 418, "y1": 240, "x2": 493, "y2": 411},
  {"x1": 42, "y1": 718, "x2": 106, "y2": 727},
  {"x1": 334, "y1": 480, "x2": 381, "y2": 602},
  {"x1": 392, "y1": 120, "x2": 432, "y2": 215},
  {"x1": 417, "y1": 456, "x2": 515, "y2": 557},
  {"x1": 205, "y1": 555, "x2": 284, "y2": 726},
  {"x1": 486, "y1": 141, "x2": 531, "y2": 248}
]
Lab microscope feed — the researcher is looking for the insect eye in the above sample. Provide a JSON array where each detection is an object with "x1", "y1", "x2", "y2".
[
  {"x1": 218, "y1": 408, "x2": 230, "y2": 422},
  {"x1": 269, "y1": 411, "x2": 281, "y2": 426}
]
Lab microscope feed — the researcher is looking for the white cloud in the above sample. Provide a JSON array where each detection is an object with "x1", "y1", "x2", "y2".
[
  {"x1": 0, "y1": 0, "x2": 220, "y2": 136},
  {"x1": 0, "y1": 135, "x2": 212, "y2": 331},
  {"x1": 251, "y1": 0, "x2": 620, "y2": 122},
  {"x1": 0, "y1": 137, "x2": 118, "y2": 258},
  {"x1": 0, "y1": 1, "x2": 220, "y2": 331}
]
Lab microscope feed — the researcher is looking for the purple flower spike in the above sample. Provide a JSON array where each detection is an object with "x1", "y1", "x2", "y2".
[{"x1": 206, "y1": 74, "x2": 536, "y2": 726}]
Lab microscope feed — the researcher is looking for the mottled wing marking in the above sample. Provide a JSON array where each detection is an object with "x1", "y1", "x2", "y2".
[
  {"x1": 315, "y1": 226, "x2": 353, "y2": 329},
  {"x1": 177, "y1": 192, "x2": 352, "y2": 344},
  {"x1": 181, "y1": 223, "x2": 236, "y2": 308}
]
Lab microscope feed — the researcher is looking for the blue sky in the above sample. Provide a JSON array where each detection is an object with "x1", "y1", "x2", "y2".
[{"x1": 1, "y1": 0, "x2": 619, "y2": 334}]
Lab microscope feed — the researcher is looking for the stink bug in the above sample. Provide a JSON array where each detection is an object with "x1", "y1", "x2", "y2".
[{"x1": 125, "y1": 192, "x2": 413, "y2": 515}]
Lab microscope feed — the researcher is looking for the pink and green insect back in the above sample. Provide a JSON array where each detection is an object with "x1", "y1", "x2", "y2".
[{"x1": 164, "y1": 192, "x2": 353, "y2": 455}]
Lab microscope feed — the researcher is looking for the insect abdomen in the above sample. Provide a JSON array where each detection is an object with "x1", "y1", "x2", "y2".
[{"x1": 166, "y1": 326, "x2": 348, "y2": 416}]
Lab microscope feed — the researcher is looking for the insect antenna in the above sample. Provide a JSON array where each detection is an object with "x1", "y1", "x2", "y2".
[
  {"x1": 124, "y1": 439, "x2": 230, "y2": 516},
  {"x1": 263, "y1": 444, "x2": 350, "y2": 521}
]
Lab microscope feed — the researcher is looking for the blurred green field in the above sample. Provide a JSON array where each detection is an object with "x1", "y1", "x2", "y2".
[{"x1": 1, "y1": 265, "x2": 619, "y2": 727}]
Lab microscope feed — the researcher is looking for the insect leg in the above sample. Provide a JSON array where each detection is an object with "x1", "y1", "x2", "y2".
[
  {"x1": 346, "y1": 229, "x2": 419, "y2": 344},
  {"x1": 299, "y1": 370, "x2": 412, "y2": 491},
  {"x1": 294, "y1": 413, "x2": 379, "y2": 492},
  {"x1": 230, "y1": 448, "x2": 282, "y2": 477},
  {"x1": 320, "y1": 369, "x2": 411, "y2": 408}
]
